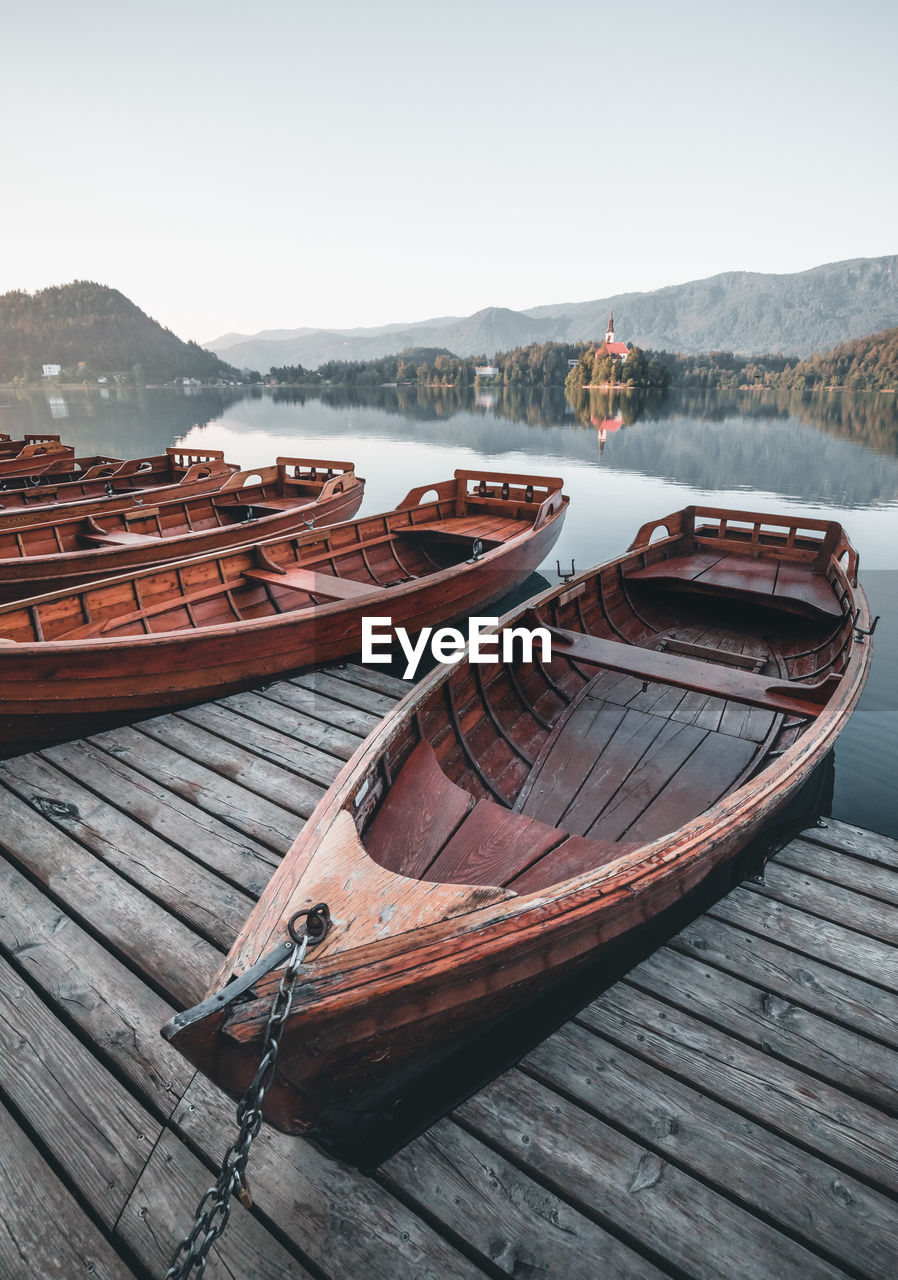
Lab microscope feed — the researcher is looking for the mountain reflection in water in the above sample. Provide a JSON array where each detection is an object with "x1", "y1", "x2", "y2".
[{"x1": 1, "y1": 382, "x2": 895, "y2": 836}]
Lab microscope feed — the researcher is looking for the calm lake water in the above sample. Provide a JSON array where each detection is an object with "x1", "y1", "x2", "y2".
[{"x1": 2, "y1": 383, "x2": 896, "y2": 838}]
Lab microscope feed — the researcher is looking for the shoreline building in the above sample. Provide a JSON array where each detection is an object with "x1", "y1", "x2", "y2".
[{"x1": 603, "y1": 312, "x2": 630, "y2": 359}]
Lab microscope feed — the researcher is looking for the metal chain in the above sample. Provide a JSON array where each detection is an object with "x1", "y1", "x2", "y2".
[{"x1": 163, "y1": 933, "x2": 309, "y2": 1280}]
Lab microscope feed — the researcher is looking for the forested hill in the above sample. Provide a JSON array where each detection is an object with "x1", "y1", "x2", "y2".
[
  {"x1": 207, "y1": 255, "x2": 898, "y2": 369},
  {"x1": 786, "y1": 325, "x2": 898, "y2": 391},
  {"x1": 0, "y1": 282, "x2": 236, "y2": 384}
]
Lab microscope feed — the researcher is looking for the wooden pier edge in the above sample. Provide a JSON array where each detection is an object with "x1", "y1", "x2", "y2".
[{"x1": 0, "y1": 663, "x2": 896, "y2": 1279}]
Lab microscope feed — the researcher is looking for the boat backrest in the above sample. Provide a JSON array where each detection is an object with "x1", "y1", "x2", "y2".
[
  {"x1": 165, "y1": 447, "x2": 227, "y2": 472},
  {"x1": 630, "y1": 506, "x2": 858, "y2": 584},
  {"x1": 454, "y1": 469, "x2": 564, "y2": 518},
  {"x1": 273, "y1": 457, "x2": 357, "y2": 500}
]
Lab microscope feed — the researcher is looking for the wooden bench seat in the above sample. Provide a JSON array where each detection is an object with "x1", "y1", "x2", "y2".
[
  {"x1": 625, "y1": 550, "x2": 842, "y2": 620},
  {"x1": 78, "y1": 529, "x2": 164, "y2": 548},
  {"x1": 224, "y1": 499, "x2": 305, "y2": 515},
  {"x1": 364, "y1": 743, "x2": 474, "y2": 878},
  {"x1": 398, "y1": 516, "x2": 521, "y2": 545},
  {"x1": 545, "y1": 625, "x2": 841, "y2": 718},
  {"x1": 242, "y1": 566, "x2": 386, "y2": 600},
  {"x1": 363, "y1": 741, "x2": 635, "y2": 891}
]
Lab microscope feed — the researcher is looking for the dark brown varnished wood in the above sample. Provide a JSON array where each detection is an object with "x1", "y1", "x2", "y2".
[
  {"x1": 163, "y1": 504, "x2": 873, "y2": 1140},
  {"x1": 0, "y1": 470, "x2": 566, "y2": 749},
  {"x1": 0, "y1": 446, "x2": 234, "y2": 527},
  {"x1": 0, "y1": 457, "x2": 364, "y2": 600}
]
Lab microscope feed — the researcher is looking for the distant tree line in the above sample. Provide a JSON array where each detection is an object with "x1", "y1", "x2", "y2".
[
  {"x1": 639, "y1": 328, "x2": 898, "y2": 392},
  {"x1": 267, "y1": 341, "x2": 661, "y2": 388},
  {"x1": 264, "y1": 327, "x2": 898, "y2": 395},
  {"x1": 270, "y1": 348, "x2": 478, "y2": 387}
]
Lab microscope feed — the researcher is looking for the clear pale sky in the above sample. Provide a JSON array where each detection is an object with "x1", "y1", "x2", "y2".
[{"x1": 2, "y1": 0, "x2": 895, "y2": 343}]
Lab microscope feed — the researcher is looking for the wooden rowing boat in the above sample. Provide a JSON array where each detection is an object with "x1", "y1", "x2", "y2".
[
  {"x1": 0, "y1": 469, "x2": 566, "y2": 750},
  {"x1": 0, "y1": 447, "x2": 235, "y2": 525},
  {"x1": 0, "y1": 436, "x2": 75, "y2": 478},
  {"x1": 0, "y1": 457, "x2": 364, "y2": 601},
  {"x1": 0, "y1": 432, "x2": 67, "y2": 459},
  {"x1": 163, "y1": 504, "x2": 875, "y2": 1138},
  {"x1": 0, "y1": 447, "x2": 123, "y2": 485}
]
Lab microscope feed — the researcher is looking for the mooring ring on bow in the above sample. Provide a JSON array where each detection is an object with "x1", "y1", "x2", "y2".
[{"x1": 288, "y1": 902, "x2": 331, "y2": 946}]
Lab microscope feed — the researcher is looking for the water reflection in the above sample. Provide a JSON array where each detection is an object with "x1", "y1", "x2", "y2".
[
  {"x1": 0, "y1": 386, "x2": 246, "y2": 457},
  {"x1": 1, "y1": 381, "x2": 895, "y2": 834}
]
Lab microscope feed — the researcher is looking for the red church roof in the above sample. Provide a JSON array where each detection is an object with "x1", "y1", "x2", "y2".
[{"x1": 605, "y1": 342, "x2": 630, "y2": 357}]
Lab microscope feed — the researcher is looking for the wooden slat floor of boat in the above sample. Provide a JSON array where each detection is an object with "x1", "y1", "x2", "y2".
[
  {"x1": 1, "y1": 666, "x2": 897, "y2": 1278},
  {"x1": 518, "y1": 672, "x2": 763, "y2": 843}
]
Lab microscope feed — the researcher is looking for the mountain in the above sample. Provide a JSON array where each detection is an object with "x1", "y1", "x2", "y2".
[
  {"x1": 0, "y1": 281, "x2": 236, "y2": 383},
  {"x1": 204, "y1": 315, "x2": 463, "y2": 361},
  {"x1": 207, "y1": 255, "x2": 898, "y2": 371}
]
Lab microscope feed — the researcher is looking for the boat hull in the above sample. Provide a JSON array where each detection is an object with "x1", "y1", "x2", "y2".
[
  {"x1": 164, "y1": 504, "x2": 873, "y2": 1138},
  {"x1": 0, "y1": 473, "x2": 364, "y2": 602},
  {"x1": 0, "y1": 451, "x2": 233, "y2": 529},
  {"x1": 0, "y1": 479, "x2": 565, "y2": 749}
]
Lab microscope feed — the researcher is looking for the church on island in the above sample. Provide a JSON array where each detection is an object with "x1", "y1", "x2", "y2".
[{"x1": 602, "y1": 311, "x2": 630, "y2": 359}]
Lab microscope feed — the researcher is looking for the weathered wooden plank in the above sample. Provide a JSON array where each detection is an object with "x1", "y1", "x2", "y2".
[
  {"x1": 0, "y1": 1100, "x2": 138, "y2": 1280},
  {"x1": 171, "y1": 1076, "x2": 489, "y2": 1280},
  {"x1": 776, "y1": 836, "x2": 898, "y2": 908},
  {"x1": 139, "y1": 714, "x2": 325, "y2": 818},
  {"x1": 519, "y1": 697, "x2": 628, "y2": 825},
  {"x1": 178, "y1": 700, "x2": 347, "y2": 789},
  {"x1": 710, "y1": 886, "x2": 898, "y2": 991},
  {"x1": 262, "y1": 677, "x2": 381, "y2": 738},
  {"x1": 750, "y1": 861, "x2": 898, "y2": 946},
  {"x1": 0, "y1": 858, "x2": 191, "y2": 1116},
  {"x1": 587, "y1": 720, "x2": 713, "y2": 841},
  {"x1": 382, "y1": 1116, "x2": 666, "y2": 1280},
  {"x1": 0, "y1": 783, "x2": 219, "y2": 1007},
  {"x1": 622, "y1": 729, "x2": 756, "y2": 844},
  {"x1": 627, "y1": 946, "x2": 898, "y2": 1111},
  {"x1": 365, "y1": 741, "x2": 473, "y2": 878},
  {"x1": 0, "y1": 752, "x2": 252, "y2": 948},
  {"x1": 90, "y1": 725, "x2": 297, "y2": 854},
  {"x1": 218, "y1": 684, "x2": 365, "y2": 759},
  {"x1": 0, "y1": 954, "x2": 156, "y2": 1227},
  {"x1": 804, "y1": 818, "x2": 898, "y2": 871},
  {"x1": 671, "y1": 912, "x2": 898, "y2": 1049},
  {"x1": 292, "y1": 668, "x2": 397, "y2": 717},
  {"x1": 523, "y1": 1022, "x2": 898, "y2": 1279},
  {"x1": 581, "y1": 985, "x2": 898, "y2": 1193},
  {"x1": 42, "y1": 736, "x2": 279, "y2": 894},
  {"x1": 335, "y1": 662, "x2": 413, "y2": 699},
  {"x1": 559, "y1": 708, "x2": 671, "y2": 834},
  {"x1": 456, "y1": 1069, "x2": 847, "y2": 1280},
  {"x1": 118, "y1": 1129, "x2": 311, "y2": 1280}
]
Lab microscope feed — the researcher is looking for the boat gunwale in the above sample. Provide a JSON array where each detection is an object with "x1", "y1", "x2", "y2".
[
  {"x1": 0, "y1": 463, "x2": 364, "y2": 575},
  {"x1": 216, "y1": 517, "x2": 873, "y2": 998},
  {"x1": 0, "y1": 477, "x2": 568, "y2": 653}
]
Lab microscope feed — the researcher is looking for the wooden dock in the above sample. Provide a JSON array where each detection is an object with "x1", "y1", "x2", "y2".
[{"x1": 1, "y1": 663, "x2": 896, "y2": 1279}]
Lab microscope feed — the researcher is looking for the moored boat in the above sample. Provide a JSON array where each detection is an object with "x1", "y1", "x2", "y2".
[
  {"x1": 162, "y1": 504, "x2": 875, "y2": 1139},
  {"x1": 0, "y1": 436, "x2": 76, "y2": 478},
  {"x1": 0, "y1": 446, "x2": 121, "y2": 485},
  {"x1": 0, "y1": 469, "x2": 566, "y2": 749},
  {"x1": 0, "y1": 447, "x2": 234, "y2": 524},
  {"x1": 0, "y1": 457, "x2": 364, "y2": 600},
  {"x1": 0, "y1": 432, "x2": 68, "y2": 459}
]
